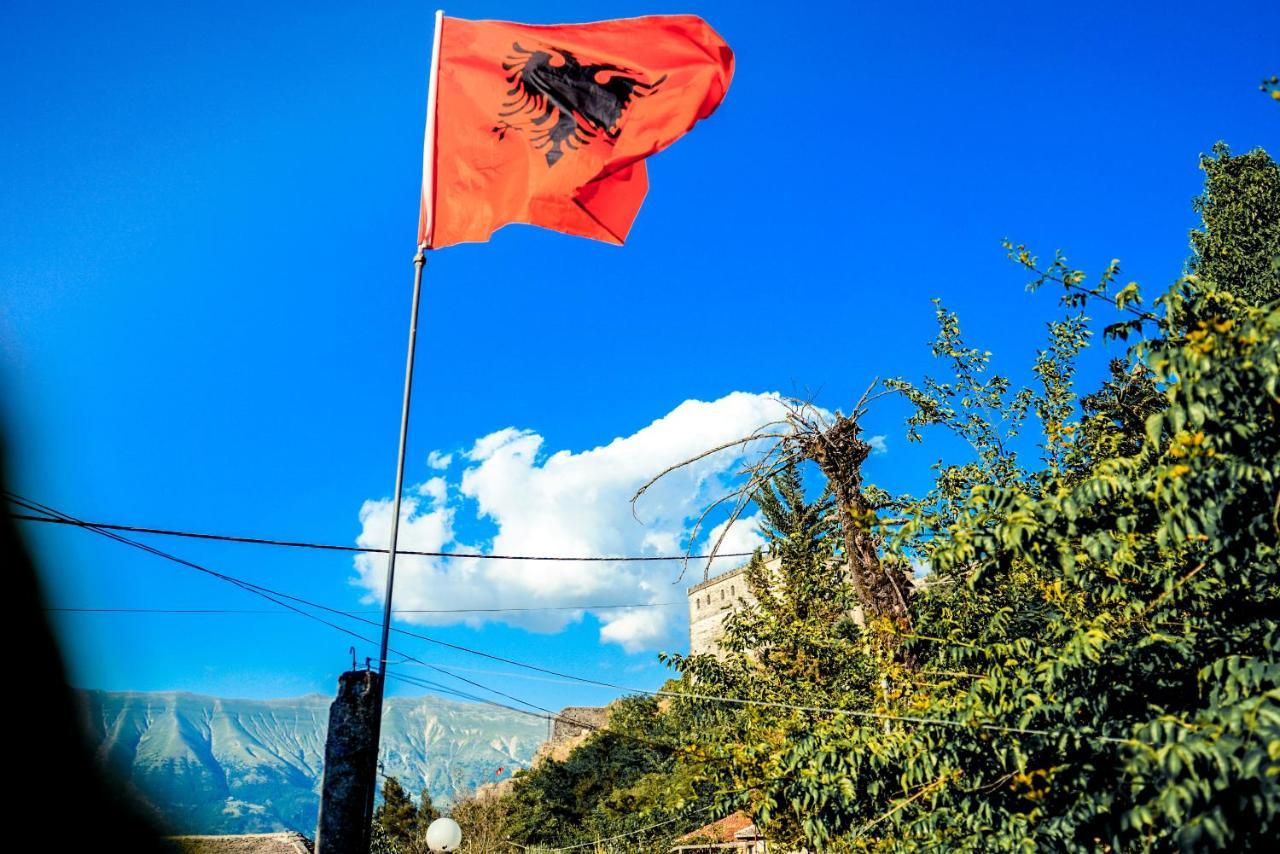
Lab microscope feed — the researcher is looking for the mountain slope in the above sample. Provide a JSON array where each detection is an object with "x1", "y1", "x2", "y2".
[{"x1": 79, "y1": 689, "x2": 546, "y2": 835}]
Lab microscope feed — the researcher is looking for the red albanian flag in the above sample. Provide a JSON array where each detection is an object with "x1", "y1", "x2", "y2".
[{"x1": 418, "y1": 14, "x2": 734, "y2": 248}]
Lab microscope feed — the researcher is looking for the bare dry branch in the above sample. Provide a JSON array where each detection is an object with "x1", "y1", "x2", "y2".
[
  {"x1": 633, "y1": 381, "x2": 917, "y2": 661},
  {"x1": 694, "y1": 489, "x2": 758, "y2": 582},
  {"x1": 851, "y1": 376, "x2": 882, "y2": 419},
  {"x1": 629, "y1": 430, "x2": 790, "y2": 522},
  {"x1": 675, "y1": 446, "x2": 799, "y2": 582}
]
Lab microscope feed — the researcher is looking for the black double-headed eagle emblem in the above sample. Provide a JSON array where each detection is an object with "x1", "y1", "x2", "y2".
[{"x1": 493, "y1": 42, "x2": 666, "y2": 167}]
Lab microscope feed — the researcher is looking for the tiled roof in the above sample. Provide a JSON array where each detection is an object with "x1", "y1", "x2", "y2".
[
  {"x1": 165, "y1": 832, "x2": 313, "y2": 854},
  {"x1": 675, "y1": 811, "x2": 757, "y2": 844}
]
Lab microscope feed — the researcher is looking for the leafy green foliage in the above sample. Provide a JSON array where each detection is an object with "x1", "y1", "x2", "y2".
[
  {"x1": 675, "y1": 182, "x2": 1276, "y2": 848},
  {"x1": 450, "y1": 793, "x2": 512, "y2": 854},
  {"x1": 885, "y1": 300, "x2": 1034, "y2": 496},
  {"x1": 1189, "y1": 142, "x2": 1280, "y2": 305},
  {"x1": 1072, "y1": 357, "x2": 1163, "y2": 479},
  {"x1": 503, "y1": 696, "x2": 705, "y2": 852},
  {"x1": 370, "y1": 776, "x2": 442, "y2": 854},
  {"x1": 465, "y1": 145, "x2": 1280, "y2": 853},
  {"x1": 374, "y1": 776, "x2": 420, "y2": 850},
  {"x1": 1264, "y1": 75, "x2": 1280, "y2": 103},
  {"x1": 663, "y1": 465, "x2": 881, "y2": 849},
  {"x1": 719, "y1": 270, "x2": 1280, "y2": 851}
]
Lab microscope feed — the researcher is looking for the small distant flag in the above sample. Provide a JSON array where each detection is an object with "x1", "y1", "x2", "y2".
[{"x1": 418, "y1": 13, "x2": 734, "y2": 248}]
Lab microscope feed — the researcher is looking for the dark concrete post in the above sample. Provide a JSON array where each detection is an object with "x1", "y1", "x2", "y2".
[{"x1": 316, "y1": 670, "x2": 380, "y2": 854}]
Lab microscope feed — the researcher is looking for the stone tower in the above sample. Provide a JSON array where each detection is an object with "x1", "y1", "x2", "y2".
[{"x1": 687, "y1": 560, "x2": 764, "y2": 657}]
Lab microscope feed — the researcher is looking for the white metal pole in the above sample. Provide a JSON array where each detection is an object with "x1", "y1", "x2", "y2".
[
  {"x1": 372, "y1": 2, "x2": 444, "y2": 727},
  {"x1": 419, "y1": 8, "x2": 445, "y2": 246}
]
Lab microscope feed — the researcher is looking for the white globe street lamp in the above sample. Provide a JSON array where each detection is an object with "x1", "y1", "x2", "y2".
[{"x1": 425, "y1": 816, "x2": 463, "y2": 852}]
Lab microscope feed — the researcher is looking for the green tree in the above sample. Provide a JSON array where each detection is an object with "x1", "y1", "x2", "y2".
[
  {"x1": 373, "y1": 776, "x2": 422, "y2": 852},
  {"x1": 662, "y1": 464, "x2": 879, "y2": 849},
  {"x1": 671, "y1": 462, "x2": 866, "y2": 705},
  {"x1": 503, "y1": 696, "x2": 701, "y2": 852},
  {"x1": 1072, "y1": 357, "x2": 1162, "y2": 474},
  {"x1": 477, "y1": 144, "x2": 1280, "y2": 853},
  {"x1": 450, "y1": 793, "x2": 512, "y2": 853},
  {"x1": 715, "y1": 260, "x2": 1280, "y2": 851},
  {"x1": 418, "y1": 789, "x2": 441, "y2": 827},
  {"x1": 662, "y1": 186, "x2": 1280, "y2": 848},
  {"x1": 1262, "y1": 74, "x2": 1279, "y2": 103},
  {"x1": 1189, "y1": 142, "x2": 1280, "y2": 305}
]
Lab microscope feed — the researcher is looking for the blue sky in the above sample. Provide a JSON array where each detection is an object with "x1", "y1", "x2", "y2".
[{"x1": 2, "y1": 0, "x2": 1275, "y2": 712}]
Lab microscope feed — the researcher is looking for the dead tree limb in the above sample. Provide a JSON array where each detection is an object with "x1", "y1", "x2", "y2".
[{"x1": 630, "y1": 386, "x2": 916, "y2": 662}]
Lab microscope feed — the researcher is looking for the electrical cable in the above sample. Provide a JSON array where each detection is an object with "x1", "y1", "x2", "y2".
[
  {"x1": 509, "y1": 805, "x2": 717, "y2": 851},
  {"x1": 44, "y1": 602, "x2": 682, "y2": 615},
  {"x1": 9, "y1": 492, "x2": 563, "y2": 722},
  {"x1": 14, "y1": 490, "x2": 1136, "y2": 747},
  {"x1": 9, "y1": 507, "x2": 752, "y2": 562}
]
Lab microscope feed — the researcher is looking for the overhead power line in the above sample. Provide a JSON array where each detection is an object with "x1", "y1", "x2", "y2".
[
  {"x1": 506, "y1": 804, "x2": 716, "y2": 851},
  {"x1": 10, "y1": 493, "x2": 618, "y2": 693},
  {"x1": 384, "y1": 670, "x2": 560, "y2": 727},
  {"x1": 15, "y1": 490, "x2": 1136, "y2": 748},
  {"x1": 396, "y1": 660, "x2": 613, "y2": 688},
  {"x1": 384, "y1": 669, "x2": 700, "y2": 759},
  {"x1": 9, "y1": 492, "x2": 601, "y2": 730},
  {"x1": 390, "y1": 662, "x2": 723, "y2": 846},
  {"x1": 45, "y1": 601, "x2": 682, "y2": 615},
  {"x1": 12, "y1": 492, "x2": 687, "y2": 746},
  {"x1": 391, "y1": 609, "x2": 1137, "y2": 745},
  {"x1": 9, "y1": 509, "x2": 754, "y2": 563},
  {"x1": 387, "y1": 670, "x2": 591, "y2": 731}
]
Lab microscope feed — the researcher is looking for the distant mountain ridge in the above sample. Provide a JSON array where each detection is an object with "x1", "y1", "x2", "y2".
[{"x1": 79, "y1": 689, "x2": 547, "y2": 835}]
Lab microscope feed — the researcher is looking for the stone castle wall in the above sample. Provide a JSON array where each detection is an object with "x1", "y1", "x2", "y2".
[
  {"x1": 551, "y1": 705, "x2": 609, "y2": 742},
  {"x1": 687, "y1": 563, "x2": 759, "y2": 658},
  {"x1": 687, "y1": 556, "x2": 874, "y2": 657}
]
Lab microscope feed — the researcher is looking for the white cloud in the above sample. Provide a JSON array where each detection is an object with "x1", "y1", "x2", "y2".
[
  {"x1": 868, "y1": 435, "x2": 888, "y2": 455},
  {"x1": 426, "y1": 450, "x2": 453, "y2": 470},
  {"x1": 351, "y1": 392, "x2": 790, "y2": 652}
]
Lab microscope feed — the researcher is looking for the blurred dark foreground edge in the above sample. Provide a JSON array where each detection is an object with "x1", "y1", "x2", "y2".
[{"x1": 6, "y1": 437, "x2": 173, "y2": 852}]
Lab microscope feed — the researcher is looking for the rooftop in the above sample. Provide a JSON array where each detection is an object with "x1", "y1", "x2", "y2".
[
  {"x1": 674, "y1": 811, "x2": 761, "y2": 845},
  {"x1": 165, "y1": 833, "x2": 313, "y2": 854}
]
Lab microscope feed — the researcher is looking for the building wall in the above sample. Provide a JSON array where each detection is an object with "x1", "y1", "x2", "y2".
[
  {"x1": 687, "y1": 562, "x2": 760, "y2": 658},
  {"x1": 687, "y1": 556, "x2": 874, "y2": 657}
]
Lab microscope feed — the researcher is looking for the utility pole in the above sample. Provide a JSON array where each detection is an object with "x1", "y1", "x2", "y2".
[{"x1": 316, "y1": 669, "x2": 380, "y2": 854}]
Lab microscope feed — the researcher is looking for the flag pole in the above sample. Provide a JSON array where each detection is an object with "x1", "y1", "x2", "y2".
[
  {"x1": 364, "y1": 8, "x2": 444, "y2": 841},
  {"x1": 373, "y1": 242, "x2": 425, "y2": 693}
]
